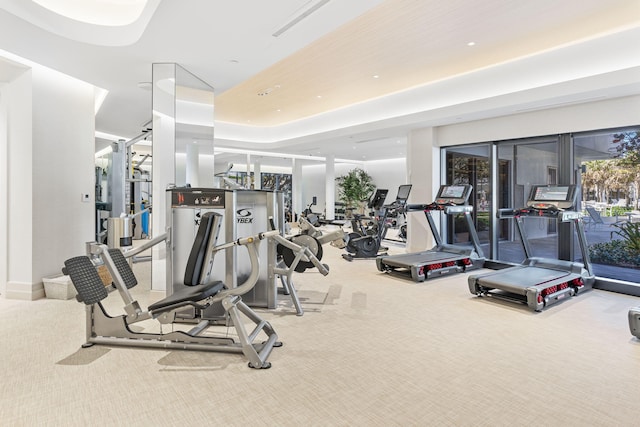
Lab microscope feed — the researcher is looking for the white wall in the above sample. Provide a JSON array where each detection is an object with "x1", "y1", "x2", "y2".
[
  {"x1": 3, "y1": 63, "x2": 95, "y2": 299},
  {"x1": 5, "y1": 70, "x2": 32, "y2": 295},
  {"x1": 0, "y1": 85, "x2": 7, "y2": 294},
  {"x1": 31, "y1": 66, "x2": 95, "y2": 284},
  {"x1": 436, "y1": 95, "x2": 640, "y2": 147},
  {"x1": 300, "y1": 159, "x2": 408, "y2": 217},
  {"x1": 365, "y1": 158, "x2": 408, "y2": 201}
]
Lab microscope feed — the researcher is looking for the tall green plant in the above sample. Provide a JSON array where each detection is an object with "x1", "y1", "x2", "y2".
[
  {"x1": 336, "y1": 168, "x2": 375, "y2": 214},
  {"x1": 612, "y1": 221, "x2": 640, "y2": 255}
]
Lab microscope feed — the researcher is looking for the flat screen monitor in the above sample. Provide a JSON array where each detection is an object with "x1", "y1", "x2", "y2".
[
  {"x1": 528, "y1": 185, "x2": 577, "y2": 209},
  {"x1": 435, "y1": 184, "x2": 472, "y2": 205},
  {"x1": 395, "y1": 184, "x2": 412, "y2": 202},
  {"x1": 368, "y1": 189, "x2": 388, "y2": 209}
]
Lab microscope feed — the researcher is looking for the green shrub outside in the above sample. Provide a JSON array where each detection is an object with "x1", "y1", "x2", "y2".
[{"x1": 589, "y1": 240, "x2": 640, "y2": 267}]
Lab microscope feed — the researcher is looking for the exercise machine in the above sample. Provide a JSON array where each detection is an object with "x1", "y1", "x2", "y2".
[
  {"x1": 376, "y1": 184, "x2": 485, "y2": 282},
  {"x1": 343, "y1": 185, "x2": 412, "y2": 261},
  {"x1": 468, "y1": 184, "x2": 594, "y2": 312},
  {"x1": 346, "y1": 189, "x2": 389, "y2": 238},
  {"x1": 630, "y1": 306, "x2": 640, "y2": 339},
  {"x1": 301, "y1": 196, "x2": 324, "y2": 227},
  {"x1": 272, "y1": 218, "x2": 332, "y2": 316},
  {"x1": 63, "y1": 212, "x2": 282, "y2": 369}
]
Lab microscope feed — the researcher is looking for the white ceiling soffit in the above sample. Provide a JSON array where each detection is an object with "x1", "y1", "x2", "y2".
[
  {"x1": 214, "y1": 26, "x2": 640, "y2": 148},
  {"x1": 0, "y1": 0, "x2": 161, "y2": 46},
  {"x1": 0, "y1": 55, "x2": 29, "y2": 81}
]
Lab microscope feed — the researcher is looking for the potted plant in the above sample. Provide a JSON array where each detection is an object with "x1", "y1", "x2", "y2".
[{"x1": 336, "y1": 168, "x2": 375, "y2": 216}]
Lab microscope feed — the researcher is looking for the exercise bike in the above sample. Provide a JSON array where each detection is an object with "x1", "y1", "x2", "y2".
[
  {"x1": 342, "y1": 184, "x2": 412, "y2": 261},
  {"x1": 300, "y1": 196, "x2": 324, "y2": 227}
]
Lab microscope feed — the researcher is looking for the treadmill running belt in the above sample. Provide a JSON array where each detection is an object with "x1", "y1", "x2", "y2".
[
  {"x1": 477, "y1": 266, "x2": 574, "y2": 295},
  {"x1": 381, "y1": 251, "x2": 465, "y2": 267}
]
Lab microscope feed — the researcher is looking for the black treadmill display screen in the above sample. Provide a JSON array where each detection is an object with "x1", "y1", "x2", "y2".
[
  {"x1": 396, "y1": 185, "x2": 412, "y2": 201},
  {"x1": 533, "y1": 186, "x2": 570, "y2": 201},
  {"x1": 440, "y1": 186, "x2": 466, "y2": 198}
]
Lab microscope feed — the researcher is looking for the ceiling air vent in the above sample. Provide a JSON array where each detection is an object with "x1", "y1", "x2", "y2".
[{"x1": 272, "y1": 0, "x2": 331, "y2": 37}]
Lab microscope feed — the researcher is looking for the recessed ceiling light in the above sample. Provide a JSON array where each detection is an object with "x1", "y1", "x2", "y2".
[
  {"x1": 276, "y1": 109, "x2": 281, "y2": 112},
  {"x1": 230, "y1": 59, "x2": 239, "y2": 64},
  {"x1": 316, "y1": 95, "x2": 322, "y2": 99},
  {"x1": 467, "y1": 41, "x2": 476, "y2": 46},
  {"x1": 372, "y1": 75, "x2": 380, "y2": 79}
]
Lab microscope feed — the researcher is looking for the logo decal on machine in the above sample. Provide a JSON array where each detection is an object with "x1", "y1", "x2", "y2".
[{"x1": 236, "y1": 209, "x2": 253, "y2": 223}]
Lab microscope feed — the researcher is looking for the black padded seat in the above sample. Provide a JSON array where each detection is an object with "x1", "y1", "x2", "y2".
[
  {"x1": 148, "y1": 281, "x2": 225, "y2": 313},
  {"x1": 148, "y1": 211, "x2": 225, "y2": 314}
]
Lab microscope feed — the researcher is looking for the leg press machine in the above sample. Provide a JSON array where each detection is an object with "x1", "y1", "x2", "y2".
[{"x1": 63, "y1": 212, "x2": 281, "y2": 369}]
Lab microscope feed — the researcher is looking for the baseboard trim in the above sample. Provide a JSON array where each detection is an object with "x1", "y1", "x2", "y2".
[{"x1": 6, "y1": 281, "x2": 45, "y2": 300}]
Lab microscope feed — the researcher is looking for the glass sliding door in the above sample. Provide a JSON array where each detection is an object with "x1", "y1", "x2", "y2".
[
  {"x1": 444, "y1": 145, "x2": 492, "y2": 247},
  {"x1": 495, "y1": 138, "x2": 558, "y2": 263},
  {"x1": 575, "y1": 128, "x2": 640, "y2": 284}
]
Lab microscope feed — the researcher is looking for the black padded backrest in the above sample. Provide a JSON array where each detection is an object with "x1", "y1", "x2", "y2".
[
  {"x1": 107, "y1": 248, "x2": 138, "y2": 289},
  {"x1": 184, "y1": 212, "x2": 220, "y2": 286},
  {"x1": 64, "y1": 256, "x2": 108, "y2": 305}
]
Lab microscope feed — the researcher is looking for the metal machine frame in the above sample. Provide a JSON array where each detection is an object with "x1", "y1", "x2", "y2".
[
  {"x1": 342, "y1": 185, "x2": 412, "y2": 261},
  {"x1": 629, "y1": 306, "x2": 640, "y2": 339},
  {"x1": 468, "y1": 184, "x2": 594, "y2": 312},
  {"x1": 167, "y1": 187, "x2": 283, "y2": 313},
  {"x1": 63, "y1": 214, "x2": 282, "y2": 369},
  {"x1": 376, "y1": 184, "x2": 485, "y2": 282}
]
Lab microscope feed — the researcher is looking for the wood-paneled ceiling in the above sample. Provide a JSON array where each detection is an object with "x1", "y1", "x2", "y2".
[{"x1": 216, "y1": 0, "x2": 640, "y2": 127}]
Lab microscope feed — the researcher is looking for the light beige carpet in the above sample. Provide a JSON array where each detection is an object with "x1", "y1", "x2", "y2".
[{"x1": 1, "y1": 242, "x2": 639, "y2": 426}]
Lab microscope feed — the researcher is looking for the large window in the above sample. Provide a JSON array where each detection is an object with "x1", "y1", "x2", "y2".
[
  {"x1": 442, "y1": 127, "x2": 640, "y2": 290},
  {"x1": 575, "y1": 128, "x2": 640, "y2": 283}
]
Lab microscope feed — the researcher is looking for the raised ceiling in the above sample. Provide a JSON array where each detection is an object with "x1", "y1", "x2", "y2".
[
  {"x1": 0, "y1": 0, "x2": 639, "y2": 164},
  {"x1": 218, "y1": 0, "x2": 640, "y2": 127}
]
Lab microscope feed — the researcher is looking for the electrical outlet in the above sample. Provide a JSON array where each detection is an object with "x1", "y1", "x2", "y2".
[{"x1": 81, "y1": 193, "x2": 91, "y2": 203}]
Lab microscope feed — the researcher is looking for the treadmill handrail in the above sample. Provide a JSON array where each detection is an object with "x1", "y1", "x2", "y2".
[{"x1": 405, "y1": 202, "x2": 454, "y2": 212}]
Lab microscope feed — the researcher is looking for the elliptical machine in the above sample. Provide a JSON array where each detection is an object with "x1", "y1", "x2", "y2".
[{"x1": 342, "y1": 184, "x2": 412, "y2": 261}]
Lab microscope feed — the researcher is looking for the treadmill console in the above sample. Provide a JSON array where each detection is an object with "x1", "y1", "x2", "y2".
[
  {"x1": 368, "y1": 189, "x2": 389, "y2": 210},
  {"x1": 435, "y1": 185, "x2": 473, "y2": 206},
  {"x1": 527, "y1": 185, "x2": 577, "y2": 210}
]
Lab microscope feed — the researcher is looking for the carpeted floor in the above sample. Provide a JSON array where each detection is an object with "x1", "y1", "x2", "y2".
[{"x1": 1, "y1": 237, "x2": 639, "y2": 426}]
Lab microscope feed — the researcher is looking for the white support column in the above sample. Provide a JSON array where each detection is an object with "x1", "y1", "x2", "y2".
[
  {"x1": 254, "y1": 160, "x2": 261, "y2": 189},
  {"x1": 185, "y1": 143, "x2": 199, "y2": 187},
  {"x1": 151, "y1": 63, "x2": 176, "y2": 293},
  {"x1": 325, "y1": 154, "x2": 335, "y2": 220},
  {"x1": 246, "y1": 153, "x2": 252, "y2": 188},
  {"x1": 406, "y1": 127, "x2": 439, "y2": 252},
  {"x1": 292, "y1": 158, "x2": 303, "y2": 220}
]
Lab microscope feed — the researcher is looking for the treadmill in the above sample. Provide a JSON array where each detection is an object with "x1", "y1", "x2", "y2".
[
  {"x1": 468, "y1": 184, "x2": 594, "y2": 312},
  {"x1": 629, "y1": 307, "x2": 640, "y2": 339},
  {"x1": 376, "y1": 184, "x2": 485, "y2": 282}
]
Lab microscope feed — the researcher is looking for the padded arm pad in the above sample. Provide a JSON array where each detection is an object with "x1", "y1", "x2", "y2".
[{"x1": 64, "y1": 256, "x2": 108, "y2": 305}]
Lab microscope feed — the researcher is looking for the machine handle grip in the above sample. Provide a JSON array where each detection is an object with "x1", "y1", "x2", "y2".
[{"x1": 235, "y1": 229, "x2": 280, "y2": 246}]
